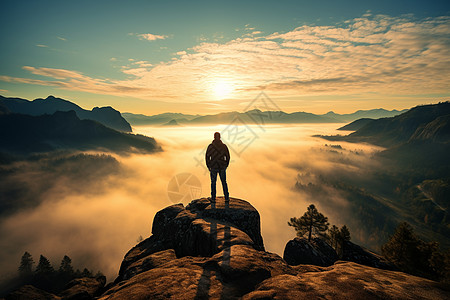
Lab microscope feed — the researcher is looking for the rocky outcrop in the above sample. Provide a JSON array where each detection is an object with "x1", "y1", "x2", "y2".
[
  {"x1": 99, "y1": 197, "x2": 448, "y2": 299},
  {"x1": 4, "y1": 285, "x2": 60, "y2": 300},
  {"x1": 60, "y1": 277, "x2": 106, "y2": 300},
  {"x1": 283, "y1": 237, "x2": 393, "y2": 270},
  {"x1": 243, "y1": 261, "x2": 448, "y2": 300},
  {"x1": 116, "y1": 197, "x2": 264, "y2": 283},
  {"x1": 342, "y1": 241, "x2": 393, "y2": 270},
  {"x1": 283, "y1": 237, "x2": 337, "y2": 266}
]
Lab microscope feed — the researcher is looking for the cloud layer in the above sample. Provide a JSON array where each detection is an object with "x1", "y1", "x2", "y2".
[
  {"x1": 1, "y1": 14, "x2": 449, "y2": 107},
  {"x1": 0, "y1": 123, "x2": 383, "y2": 283}
]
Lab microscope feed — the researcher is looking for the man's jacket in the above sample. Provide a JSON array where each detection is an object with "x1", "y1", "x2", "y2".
[{"x1": 205, "y1": 139, "x2": 230, "y2": 170}]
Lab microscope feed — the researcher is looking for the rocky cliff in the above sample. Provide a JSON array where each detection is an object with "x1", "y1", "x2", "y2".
[
  {"x1": 101, "y1": 197, "x2": 448, "y2": 299},
  {"x1": 5, "y1": 197, "x2": 449, "y2": 299}
]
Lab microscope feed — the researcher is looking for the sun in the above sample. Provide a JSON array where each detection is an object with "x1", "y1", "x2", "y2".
[{"x1": 211, "y1": 81, "x2": 234, "y2": 100}]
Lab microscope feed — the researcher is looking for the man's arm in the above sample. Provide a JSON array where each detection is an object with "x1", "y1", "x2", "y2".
[
  {"x1": 224, "y1": 144, "x2": 230, "y2": 168},
  {"x1": 205, "y1": 144, "x2": 211, "y2": 169}
]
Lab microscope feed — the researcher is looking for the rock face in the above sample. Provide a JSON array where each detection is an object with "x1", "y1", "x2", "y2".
[
  {"x1": 243, "y1": 261, "x2": 448, "y2": 300},
  {"x1": 283, "y1": 237, "x2": 338, "y2": 267},
  {"x1": 4, "y1": 285, "x2": 60, "y2": 300},
  {"x1": 283, "y1": 237, "x2": 393, "y2": 270},
  {"x1": 98, "y1": 197, "x2": 448, "y2": 299},
  {"x1": 116, "y1": 197, "x2": 264, "y2": 283},
  {"x1": 60, "y1": 277, "x2": 106, "y2": 300}
]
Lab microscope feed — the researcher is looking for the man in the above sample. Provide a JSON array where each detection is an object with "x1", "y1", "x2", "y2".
[{"x1": 205, "y1": 132, "x2": 230, "y2": 203}]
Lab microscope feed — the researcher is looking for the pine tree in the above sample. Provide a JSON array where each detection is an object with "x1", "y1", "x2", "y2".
[
  {"x1": 81, "y1": 268, "x2": 93, "y2": 278},
  {"x1": 288, "y1": 204, "x2": 329, "y2": 241},
  {"x1": 328, "y1": 225, "x2": 340, "y2": 249},
  {"x1": 35, "y1": 255, "x2": 54, "y2": 275},
  {"x1": 18, "y1": 251, "x2": 34, "y2": 276},
  {"x1": 381, "y1": 222, "x2": 422, "y2": 274},
  {"x1": 340, "y1": 225, "x2": 351, "y2": 242},
  {"x1": 59, "y1": 255, "x2": 74, "y2": 275}
]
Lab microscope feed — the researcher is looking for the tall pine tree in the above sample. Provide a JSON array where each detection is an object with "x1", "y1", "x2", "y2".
[
  {"x1": 59, "y1": 255, "x2": 74, "y2": 275},
  {"x1": 18, "y1": 251, "x2": 34, "y2": 276},
  {"x1": 36, "y1": 255, "x2": 54, "y2": 275},
  {"x1": 288, "y1": 204, "x2": 329, "y2": 241}
]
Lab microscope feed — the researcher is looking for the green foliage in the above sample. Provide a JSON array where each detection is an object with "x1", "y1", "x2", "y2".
[
  {"x1": 288, "y1": 204, "x2": 329, "y2": 241},
  {"x1": 382, "y1": 222, "x2": 449, "y2": 281},
  {"x1": 18, "y1": 252, "x2": 34, "y2": 276}
]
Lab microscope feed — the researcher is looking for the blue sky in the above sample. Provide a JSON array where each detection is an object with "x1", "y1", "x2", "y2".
[{"x1": 1, "y1": 0, "x2": 449, "y2": 114}]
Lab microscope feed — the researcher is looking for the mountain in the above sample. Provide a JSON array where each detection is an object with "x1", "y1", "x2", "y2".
[
  {"x1": 338, "y1": 118, "x2": 374, "y2": 131},
  {"x1": 0, "y1": 95, "x2": 132, "y2": 132},
  {"x1": 122, "y1": 108, "x2": 407, "y2": 126},
  {"x1": 122, "y1": 112, "x2": 199, "y2": 125},
  {"x1": 7, "y1": 197, "x2": 447, "y2": 299},
  {"x1": 162, "y1": 119, "x2": 180, "y2": 126},
  {"x1": 323, "y1": 108, "x2": 408, "y2": 123},
  {"x1": 0, "y1": 110, "x2": 160, "y2": 154},
  {"x1": 322, "y1": 102, "x2": 450, "y2": 147}
]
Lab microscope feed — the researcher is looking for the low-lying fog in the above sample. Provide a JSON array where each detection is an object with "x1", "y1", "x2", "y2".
[{"x1": 0, "y1": 123, "x2": 383, "y2": 282}]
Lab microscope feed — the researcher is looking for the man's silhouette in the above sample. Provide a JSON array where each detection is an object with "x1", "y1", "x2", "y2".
[{"x1": 205, "y1": 132, "x2": 230, "y2": 203}]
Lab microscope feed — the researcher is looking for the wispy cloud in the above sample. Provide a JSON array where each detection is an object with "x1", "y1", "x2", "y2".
[
  {"x1": 36, "y1": 44, "x2": 48, "y2": 48},
  {"x1": 3, "y1": 14, "x2": 450, "y2": 106},
  {"x1": 57, "y1": 36, "x2": 67, "y2": 41},
  {"x1": 136, "y1": 33, "x2": 168, "y2": 41}
]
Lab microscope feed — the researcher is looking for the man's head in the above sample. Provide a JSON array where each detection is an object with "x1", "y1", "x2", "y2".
[{"x1": 214, "y1": 132, "x2": 221, "y2": 140}]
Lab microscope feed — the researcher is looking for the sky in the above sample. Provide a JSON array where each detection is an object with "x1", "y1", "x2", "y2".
[{"x1": 0, "y1": 0, "x2": 449, "y2": 114}]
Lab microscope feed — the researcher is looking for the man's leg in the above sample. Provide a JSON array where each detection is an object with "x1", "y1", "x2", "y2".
[
  {"x1": 218, "y1": 169, "x2": 229, "y2": 201},
  {"x1": 210, "y1": 169, "x2": 218, "y2": 201}
]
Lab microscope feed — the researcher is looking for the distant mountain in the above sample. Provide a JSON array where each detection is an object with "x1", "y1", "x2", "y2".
[
  {"x1": 0, "y1": 111, "x2": 160, "y2": 154},
  {"x1": 122, "y1": 112, "x2": 199, "y2": 125},
  {"x1": 344, "y1": 102, "x2": 450, "y2": 147},
  {"x1": 162, "y1": 119, "x2": 181, "y2": 126},
  {"x1": 338, "y1": 118, "x2": 375, "y2": 131},
  {"x1": 0, "y1": 95, "x2": 132, "y2": 132},
  {"x1": 320, "y1": 102, "x2": 450, "y2": 168},
  {"x1": 123, "y1": 108, "x2": 407, "y2": 126},
  {"x1": 323, "y1": 108, "x2": 408, "y2": 123}
]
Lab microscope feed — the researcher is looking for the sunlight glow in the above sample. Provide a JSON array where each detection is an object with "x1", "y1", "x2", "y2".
[{"x1": 211, "y1": 80, "x2": 234, "y2": 100}]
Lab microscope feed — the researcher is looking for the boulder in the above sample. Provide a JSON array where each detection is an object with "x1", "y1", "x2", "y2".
[
  {"x1": 5, "y1": 285, "x2": 60, "y2": 300},
  {"x1": 59, "y1": 277, "x2": 106, "y2": 300},
  {"x1": 283, "y1": 237, "x2": 337, "y2": 266},
  {"x1": 116, "y1": 197, "x2": 265, "y2": 283},
  {"x1": 342, "y1": 241, "x2": 394, "y2": 270},
  {"x1": 283, "y1": 237, "x2": 394, "y2": 270}
]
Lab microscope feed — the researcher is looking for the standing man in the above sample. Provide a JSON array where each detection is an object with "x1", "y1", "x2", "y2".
[{"x1": 206, "y1": 132, "x2": 230, "y2": 203}]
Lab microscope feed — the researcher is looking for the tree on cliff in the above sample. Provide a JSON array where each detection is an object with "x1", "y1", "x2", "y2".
[
  {"x1": 288, "y1": 204, "x2": 329, "y2": 241},
  {"x1": 328, "y1": 225, "x2": 351, "y2": 257}
]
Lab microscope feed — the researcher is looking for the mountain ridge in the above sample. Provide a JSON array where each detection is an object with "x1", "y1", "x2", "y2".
[
  {"x1": 0, "y1": 110, "x2": 160, "y2": 154},
  {"x1": 122, "y1": 108, "x2": 408, "y2": 126},
  {"x1": 0, "y1": 95, "x2": 132, "y2": 132}
]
